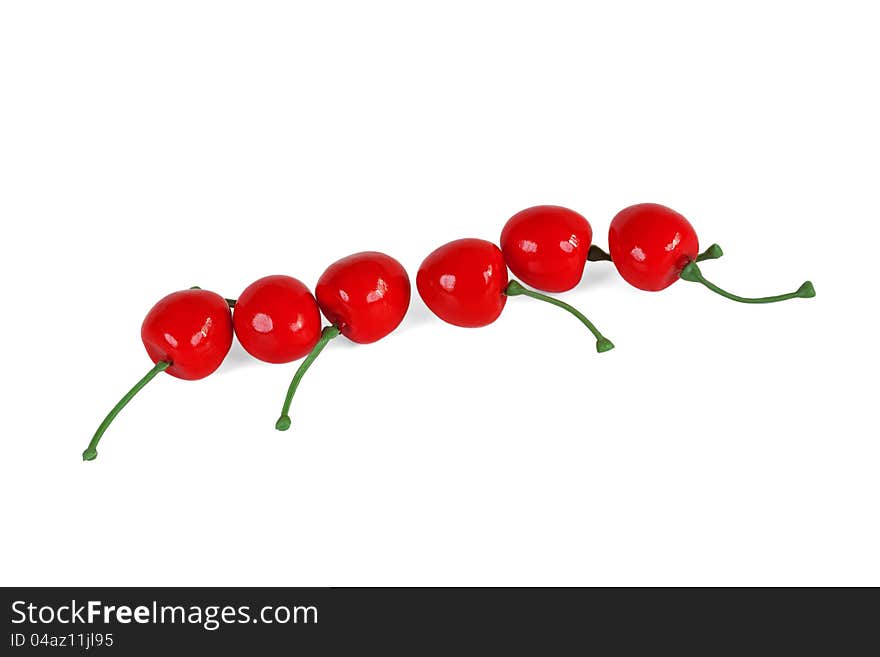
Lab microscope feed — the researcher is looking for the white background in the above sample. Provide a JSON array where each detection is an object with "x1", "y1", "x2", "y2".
[{"x1": 1, "y1": 1, "x2": 877, "y2": 586}]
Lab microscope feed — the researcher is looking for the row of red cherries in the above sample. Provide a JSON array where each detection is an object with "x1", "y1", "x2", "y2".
[{"x1": 82, "y1": 202, "x2": 814, "y2": 460}]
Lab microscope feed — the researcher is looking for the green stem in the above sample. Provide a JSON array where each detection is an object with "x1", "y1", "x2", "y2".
[
  {"x1": 504, "y1": 280, "x2": 614, "y2": 352},
  {"x1": 82, "y1": 360, "x2": 171, "y2": 461},
  {"x1": 696, "y1": 243, "x2": 724, "y2": 262},
  {"x1": 276, "y1": 325, "x2": 341, "y2": 431},
  {"x1": 587, "y1": 245, "x2": 612, "y2": 262},
  {"x1": 679, "y1": 261, "x2": 815, "y2": 303}
]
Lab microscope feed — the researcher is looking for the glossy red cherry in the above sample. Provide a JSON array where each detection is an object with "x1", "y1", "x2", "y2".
[
  {"x1": 275, "y1": 251, "x2": 411, "y2": 431},
  {"x1": 606, "y1": 202, "x2": 814, "y2": 302},
  {"x1": 315, "y1": 251, "x2": 411, "y2": 344},
  {"x1": 608, "y1": 203, "x2": 700, "y2": 292},
  {"x1": 417, "y1": 237, "x2": 613, "y2": 351},
  {"x1": 233, "y1": 275, "x2": 321, "y2": 364},
  {"x1": 417, "y1": 238, "x2": 508, "y2": 327},
  {"x1": 84, "y1": 288, "x2": 233, "y2": 461},
  {"x1": 500, "y1": 205, "x2": 593, "y2": 293},
  {"x1": 141, "y1": 289, "x2": 234, "y2": 379}
]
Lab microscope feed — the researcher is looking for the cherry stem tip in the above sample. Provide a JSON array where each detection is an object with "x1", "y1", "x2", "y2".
[
  {"x1": 797, "y1": 281, "x2": 816, "y2": 298},
  {"x1": 596, "y1": 337, "x2": 615, "y2": 353},
  {"x1": 696, "y1": 244, "x2": 724, "y2": 262}
]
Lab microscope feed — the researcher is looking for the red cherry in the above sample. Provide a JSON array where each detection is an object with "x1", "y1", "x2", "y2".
[
  {"x1": 608, "y1": 203, "x2": 700, "y2": 292},
  {"x1": 84, "y1": 288, "x2": 233, "y2": 460},
  {"x1": 417, "y1": 238, "x2": 614, "y2": 351},
  {"x1": 233, "y1": 275, "x2": 321, "y2": 364},
  {"x1": 500, "y1": 205, "x2": 593, "y2": 292},
  {"x1": 315, "y1": 251, "x2": 411, "y2": 344},
  {"x1": 417, "y1": 238, "x2": 508, "y2": 327},
  {"x1": 607, "y1": 202, "x2": 815, "y2": 302},
  {"x1": 275, "y1": 251, "x2": 411, "y2": 431},
  {"x1": 141, "y1": 289, "x2": 234, "y2": 379}
]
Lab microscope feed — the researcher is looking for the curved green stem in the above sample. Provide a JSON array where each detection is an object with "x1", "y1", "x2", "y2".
[
  {"x1": 696, "y1": 243, "x2": 724, "y2": 262},
  {"x1": 82, "y1": 360, "x2": 171, "y2": 461},
  {"x1": 504, "y1": 280, "x2": 614, "y2": 352},
  {"x1": 588, "y1": 245, "x2": 612, "y2": 262},
  {"x1": 679, "y1": 261, "x2": 815, "y2": 303},
  {"x1": 276, "y1": 325, "x2": 341, "y2": 431}
]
